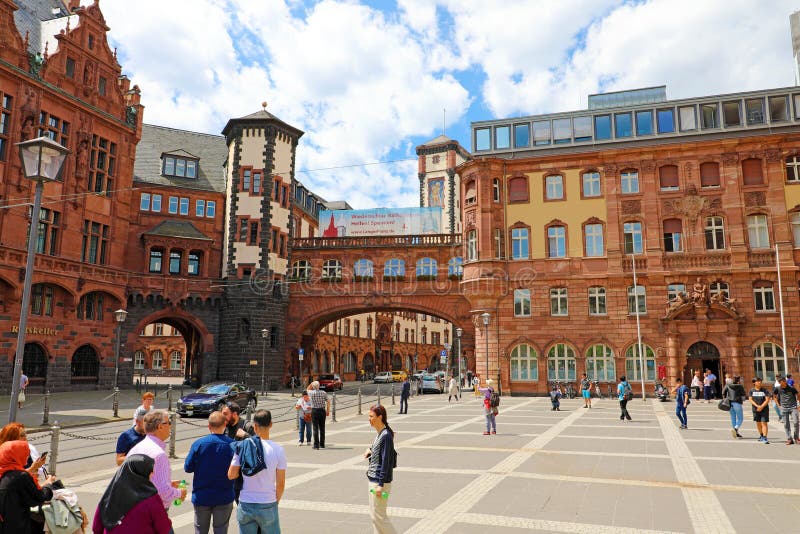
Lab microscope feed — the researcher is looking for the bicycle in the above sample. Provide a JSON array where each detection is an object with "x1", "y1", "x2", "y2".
[
  {"x1": 607, "y1": 383, "x2": 615, "y2": 399},
  {"x1": 592, "y1": 380, "x2": 601, "y2": 398},
  {"x1": 564, "y1": 382, "x2": 576, "y2": 399}
]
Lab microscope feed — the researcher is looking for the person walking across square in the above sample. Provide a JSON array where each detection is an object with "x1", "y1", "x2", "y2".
[
  {"x1": 228, "y1": 409, "x2": 287, "y2": 534},
  {"x1": 617, "y1": 376, "x2": 632, "y2": 421},
  {"x1": 749, "y1": 377, "x2": 771, "y2": 444},
  {"x1": 775, "y1": 376, "x2": 800, "y2": 444},
  {"x1": 673, "y1": 377, "x2": 690, "y2": 429},
  {"x1": 478, "y1": 379, "x2": 497, "y2": 435},
  {"x1": 399, "y1": 377, "x2": 410, "y2": 414},
  {"x1": 184, "y1": 411, "x2": 235, "y2": 534},
  {"x1": 447, "y1": 376, "x2": 459, "y2": 403},
  {"x1": 722, "y1": 376, "x2": 746, "y2": 439},
  {"x1": 364, "y1": 404, "x2": 396, "y2": 534},
  {"x1": 294, "y1": 392, "x2": 312, "y2": 445},
  {"x1": 580, "y1": 373, "x2": 592, "y2": 409},
  {"x1": 308, "y1": 381, "x2": 330, "y2": 449}
]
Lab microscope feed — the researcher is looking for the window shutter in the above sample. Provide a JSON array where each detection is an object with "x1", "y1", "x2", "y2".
[
  {"x1": 663, "y1": 218, "x2": 682, "y2": 233},
  {"x1": 508, "y1": 177, "x2": 528, "y2": 202},
  {"x1": 742, "y1": 158, "x2": 763, "y2": 185},
  {"x1": 659, "y1": 165, "x2": 679, "y2": 189},
  {"x1": 700, "y1": 162, "x2": 720, "y2": 187}
]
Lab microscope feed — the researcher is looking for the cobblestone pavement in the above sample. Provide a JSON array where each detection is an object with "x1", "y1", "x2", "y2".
[{"x1": 64, "y1": 393, "x2": 800, "y2": 533}]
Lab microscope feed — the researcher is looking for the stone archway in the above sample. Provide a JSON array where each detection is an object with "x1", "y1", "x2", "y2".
[
  {"x1": 685, "y1": 341, "x2": 722, "y2": 396},
  {"x1": 362, "y1": 353, "x2": 374, "y2": 375}
]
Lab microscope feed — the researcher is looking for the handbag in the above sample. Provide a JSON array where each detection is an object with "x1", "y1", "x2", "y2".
[
  {"x1": 303, "y1": 412, "x2": 311, "y2": 423},
  {"x1": 717, "y1": 398, "x2": 731, "y2": 411},
  {"x1": 18, "y1": 390, "x2": 25, "y2": 403}
]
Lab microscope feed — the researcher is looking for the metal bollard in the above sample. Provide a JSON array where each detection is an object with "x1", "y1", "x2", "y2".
[
  {"x1": 42, "y1": 390, "x2": 50, "y2": 426},
  {"x1": 168, "y1": 411, "x2": 177, "y2": 459},
  {"x1": 332, "y1": 391, "x2": 337, "y2": 422},
  {"x1": 49, "y1": 422, "x2": 60, "y2": 477},
  {"x1": 112, "y1": 387, "x2": 120, "y2": 418},
  {"x1": 167, "y1": 385, "x2": 173, "y2": 412},
  {"x1": 295, "y1": 407, "x2": 299, "y2": 430},
  {"x1": 358, "y1": 387, "x2": 362, "y2": 415},
  {"x1": 391, "y1": 384, "x2": 396, "y2": 405},
  {"x1": 265, "y1": 379, "x2": 269, "y2": 398},
  {"x1": 377, "y1": 385, "x2": 381, "y2": 406},
  {"x1": 291, "y1": 379, "x2": 296, "y2": 398}
]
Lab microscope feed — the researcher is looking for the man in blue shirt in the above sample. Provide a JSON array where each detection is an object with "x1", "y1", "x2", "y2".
[
  {"x1": 115, "y1": 412, "x2": 146, "y2": 465},
  {"x1": 185, "y1": 411, "x2": 235, "y2": 534},
  {"x1": 673, "y1": 377, "x2": 690, "y2": 429}
]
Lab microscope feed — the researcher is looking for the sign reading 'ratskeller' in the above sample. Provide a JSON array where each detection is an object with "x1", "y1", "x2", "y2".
[{"x1": 11, "y1": 326, "x2": 57, "y2": 336}]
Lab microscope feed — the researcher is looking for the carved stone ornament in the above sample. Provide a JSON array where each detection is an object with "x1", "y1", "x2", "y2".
[
  {"x1": 766, "y1": 149, "x2": 783, "y2": 163},
  {"x1": 721, "y1": 153, "x2": 739, "y2": 165},
  {"x1": 745, "y1": 191, "x2": 766, "y2": 207},
  {"x1": 684, "y1": 162, "x2": 694, "y2": 180},
  {"x1": 603, "y1": 164, "x2": 618, "y2": 174},
  {"x1": 621, "y1": 200, "x2": 641, "y2": 215},
  {"x1": 641, "y1": 161, "x2": 656, "y2": 173},
  {"x1": 465, "y1": 210, "x2": 476, "y2": 227}
]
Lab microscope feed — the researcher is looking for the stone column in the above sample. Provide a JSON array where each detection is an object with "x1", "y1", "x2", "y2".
[{"x1": 666, "y1": 334, "x2": 679, "y2": 382}]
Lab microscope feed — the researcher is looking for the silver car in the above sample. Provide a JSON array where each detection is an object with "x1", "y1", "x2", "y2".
[
  {"x1": 421, "y1": 373, "x2": 443, "y2": 393},
  {"x1": 373, "y1": 371, "x2": 393, "y2": 383}
]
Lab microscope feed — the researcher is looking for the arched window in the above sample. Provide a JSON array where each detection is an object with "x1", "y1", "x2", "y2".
[
  {"x1": 753, "y1": 342, "x2": 785, "y2": 382},
  {"x1": 151, "y1": 350, "x2": 163, "y2": 369},
  {"x1": 510, "y1": 344, "x2": 538, "y2": 381},
  {"x1": 21, "y1": 343, "x2": 47, "y2": 379},
  {"x1": 384, "y1": 258, "x2": 405, "y2": 278},
  {"x1": 291, "y1": 260, "x2": 311, "y2": 280},
  {"x1": 170, "y1": 351, "x2": 182, "y2": 370},
  {"x1": 625, "y1": 344, "x2": 655, "y2": 381},
  {"x1": 71, "y1": 345, "x2": 99, "y2": 382},
  {"x1": 77, "y1": 292, "x2": 104, "y2": 321},
  {"x1": 344, "y1": 352, "x2": 357, "y2": 373},
  {"x1": 354, "y1": 259, "x2": 373, "y2": 278},
  {"x1": 547, "y1": 343, "x2": 576, "y2": 381},
  {"x1": 134, "y1": 350, "x2": 145, "y2": 370},
  {"x1": 416, "y1": 257, "x2": 437, "y2": 278},
  {"x1": 322, "y1": 259, "x2": 342, "y2": 280},
  {"x1": 448, "y1": 257, "x2": 463, "y2": 278},
  {"x1": 586, "y1": 344, "x2": 615, "y2": 381}
]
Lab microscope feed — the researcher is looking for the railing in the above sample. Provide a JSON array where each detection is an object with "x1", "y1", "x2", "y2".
[
  {"x1": 291, "y1": 234, "x2": 462, "y2": 249},
  {"x1": 622, "y1": 257, "x2": 647, "y2": 272},
  {"x1": 748, "y1": 250, "x2": 775, "y2": 268},
  {"x1": 662, "y1": 252, "x2": 731, "y2": 270}
]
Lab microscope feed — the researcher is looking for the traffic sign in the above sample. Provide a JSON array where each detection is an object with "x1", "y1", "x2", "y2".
[
  {"x1": 299, "y1": 348, "x2": 304, "y2": 355},
  {"x1": 440, "y1": 349, "x2": 447, "y2": 357}
]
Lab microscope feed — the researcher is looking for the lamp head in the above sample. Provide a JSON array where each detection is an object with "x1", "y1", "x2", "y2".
[
  {"x1": 261, "y1": 328, "x2": 269, "y2": 338},
  {"x1": 16, "y1": 136, "x2": 70, "y2": 183},
  {"x1": 114, "y1": 309, "x2": 128, "y2": 323},
  {"x1": 456, "y1": 327, "x2": 463, "y2": 337},
  {"x1": 480, "y1": 312, "x2": 490, "y2": 326}
]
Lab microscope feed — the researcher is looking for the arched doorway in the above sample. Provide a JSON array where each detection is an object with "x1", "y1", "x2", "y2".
[
  {"x1": 685, "y1": 341, "x2": 721, "y2": 397},
  {"x1": 429, "y1": 355, "x2": 440, "y2": 371},
  {"x1": 18, "y1": 343, "x2": 48, "y2": 390},
  {"x1": 362, "y1": 353, "x2": 374, "y2": 376},
  {"x1": 71, "y1": 345, "x2": 99, "y2": 385},
  {"x1": 392, "y1": 354, "x2": 401, "y2": 371}
]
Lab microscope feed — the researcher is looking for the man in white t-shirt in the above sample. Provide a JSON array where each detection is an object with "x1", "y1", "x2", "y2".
[{"x1": 228, "y1": 409, "x2": 287, "y2": 533}]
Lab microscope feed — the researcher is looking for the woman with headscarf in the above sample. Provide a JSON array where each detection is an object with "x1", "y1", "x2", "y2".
[
  {"x1": 0, "y1": 440, "x2": 56, "y2": 533},
  {"x1": 92, "y1": 454, "x2": 171, "y2": 534},
  {"x1": 0, "y1": 422, "x2": 46, "y2": 479}
]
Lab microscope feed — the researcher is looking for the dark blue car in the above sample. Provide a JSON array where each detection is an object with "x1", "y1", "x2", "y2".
[{"x1": 176, "y1": 381, "x2": 257, "y2": 417}]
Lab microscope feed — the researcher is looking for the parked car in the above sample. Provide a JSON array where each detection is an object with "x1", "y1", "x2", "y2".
[
  {"x1": 176, "y1": 381, "x2": 257, "y2": 417},
  {"x1": 421, "y1": 373, "x2": 443, "y2": 393},
  {"x1": 391, "y1": 370, "x2": 408, "y2": 382},
  {"x1": 373, "y1": 371, "x2": 393, "y2": 383},
  {"x1": 411, "y1": 371, "x2": 424, "y2": 381},
  {"x1": 316, "y1": 374, "x2": 343, "y2": 391}
]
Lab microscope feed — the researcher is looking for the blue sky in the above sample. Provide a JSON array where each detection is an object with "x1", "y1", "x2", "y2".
[{"x1": 101, "y1": 0, "x2": 798, "y2": 209}]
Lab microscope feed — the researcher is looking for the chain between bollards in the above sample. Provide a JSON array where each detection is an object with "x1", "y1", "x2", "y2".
[
  {"x1": 357, "y1": 387, "x2": 362, "y2": 415},
  {"x1": 112, "y1": 387, "x2": 120, "y2": 418},
  {"x1": 391, "y1": 383, "x2": 395, "y2": 405},
  {"x1": 49, "y1": 421, "x2": 60, "y2": 477},
  {"x1": 42, "y1": 390, "x2": 50, "y2": 426},
  {"x1": 332, "y1": 391, "x2": 337, "y2": 422},
  {"x1": 168, "y1": 411, "x2": 177, "y2": 459},
  {"x1": 167, "y1": 385, "x2": 173, "y2": 412}
]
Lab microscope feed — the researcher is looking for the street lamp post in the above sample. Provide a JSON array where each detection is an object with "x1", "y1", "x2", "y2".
[
  {"x1": 456, "y1": 327, "x2": 463, "y2": 388},
  {"x1": 8, "y1": 137, "x2": 69, "y2": 424},
  {"x1": 480, "y1": 312, "x2": 490, "y2": 384},
  {"x1": 261, "y1": 328, "x2": 269, "y2": 395},
  {"x1": 113, "y1": 309, "x2": 128, "y2": 390}
]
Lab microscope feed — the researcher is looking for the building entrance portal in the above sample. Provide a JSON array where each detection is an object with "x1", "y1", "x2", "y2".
[{"x1": 685, "y1": 341, "x2": 722, "y2": 398}]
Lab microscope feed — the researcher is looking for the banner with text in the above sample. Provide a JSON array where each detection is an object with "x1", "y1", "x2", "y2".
[{"x1": 319, "y1": 207, "x2": 442, "y2": 237}]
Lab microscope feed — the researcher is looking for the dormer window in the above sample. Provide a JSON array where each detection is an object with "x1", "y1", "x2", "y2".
[{"x1": 162, "y1": 153, "x2": 198, "y2": 178}]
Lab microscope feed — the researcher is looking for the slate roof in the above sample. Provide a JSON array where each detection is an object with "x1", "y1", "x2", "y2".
[
  {"x1": 143, "y1": 220, "x2": 212, "y2": 241},
  {"x1": 419, "y1": 134, "x2": 452, "y2": 147},
  {"x1": 221, "y1": 108, "x2": 304, "y2": 138},
  {"x1": 13, "y1": 0, "x2": 70, "y2": 54},
  {"x1": 134, "y1": 124, "x2": 227, "y2": 193}
]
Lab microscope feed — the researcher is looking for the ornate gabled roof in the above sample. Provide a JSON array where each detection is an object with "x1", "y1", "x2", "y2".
[
  {"x1": 143, "y1": 220, "x2": 212, "y2": 241},
  {"x1": 221, "y1": 106, "x2": 304, "y2": 139},
  {"x1": 160, "y1": 148, "x2": 199, "y2": 159}
]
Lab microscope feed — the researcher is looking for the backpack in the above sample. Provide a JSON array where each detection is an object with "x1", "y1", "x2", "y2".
[
  {"x1": 623, "y1": 382, "x2": 634, "y2": 401},
  {"x1": 489, "y1": 390, "x2": 501, "y2": 408}
]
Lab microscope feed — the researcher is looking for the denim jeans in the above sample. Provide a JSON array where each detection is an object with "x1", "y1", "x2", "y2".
[
  {"x1": 729, "y1": 402, "x2": 743, "y2": 429},
  {"x1": 194, "y1": 502, "x2": 233, "y2": 534},
  {"x1": 703, "y1": 385, "x2": 713, "y2": 401},
  {"x1": 298, "y1": 416, "x2": 311, "y2": 443},
  {"x1": 782, "y1": 407, "x2": 799, "y2": 441},
  {"x1": 237, "y1": 501, "x2": 280, "y2": 534},
  {"x1": 675, "y1": 405, "x2": 687, "y2": 426},
  {"x1": 485, "y1": 411, "x2": 496, "y2": 432}
]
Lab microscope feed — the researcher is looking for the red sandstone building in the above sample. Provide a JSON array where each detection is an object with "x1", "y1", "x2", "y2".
[{"x1": 462, "y1": 86, "x2": 800, "y2": 394}]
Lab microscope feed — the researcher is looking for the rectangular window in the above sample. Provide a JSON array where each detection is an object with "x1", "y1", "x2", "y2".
[
  {"x1": 657, "y1": 109, "x2": 675, "y2": 133},
  {"x1": 0, "y1": 93, "x2": 11, "y2": 161},
  {"x1": 149, "y1": 250, "x2": 163, "y2": 272},
  {"x1": 495, "y1": 125, "x2": 510, "y2": 149},
  {"x1": 594, "y1": 115, "x2": 612, "y2": 140},
  {"x1": 81, "y1": 220, "x2": 108, "y2": 264},
  {"x1": 65, "y1": 57, "x2": 75, "y2": 78},
  {"x1": 533, "y1": 120, "x2": 551, "y2": 145},
  {"x1": 552, "y1": 118, "x2": 571, "y2": 144},
  {"x1": 239, "y1": 219, "x2": 248, "y2": 242},
  {"x1": 623, "y1": 222, "x2": 643, "y2": 254},
  {"x1": 550, "y1": 288, "x2": 568, "y2": 316},
  {"x1": 169, "y1": 251, "x2": 181, "y2": 274},
  {"x1": 573, "y1": 116, "x2": 592, "y2": 142},
  {"x1": 754, "y1": 285, "x2": 775, "y2": 312},
  {"x1": 701, "y1": 103, "x2": 719, "y2": 128},
  {"x1": 582, "y1": 172, "x2": 601, "y2": 197},
  {"x1": 168, "y1": 196, "x2": 178, "y2": 214},
  {"x1": 792, "y1": 213, "x2": 800, "y2": 247},
  {"x1": 271, "y1": 229, "x2": 278, "y2": 252},
  {"x1": 195, "y1": 199, "x2": 205, "y2": 217},
  {"x1": 98, "y1": 76, "x2": 107, "y2": 96},
  {"x1": 791, "y1": 156, "x2": 800, "y2": 182},
  {"x1": 179, "y1": 198, "x2": 189, "y2": 215},
  {"x1": 186, "y1": 160, "x2": 196, "y2": 178},
  {"x1": 614, "y1": 113, "x2": 632, "y2": 138},
  {"x1": 466, "y1": 230, "x2": 478, "y2": 261},
  {"x1": 723, "y1": 101, "x2": 741, "y2": 127},
  {"x1": 627, "y1": 285, "x2": 647, "y2": 315},
  {"x1": 206, "y1": 201, "x2": 216, "y2": 218},
  {"x1": 621, "y1": 170, "x2": 639, "y2": 194},
  {"x1": 704, "y1": 217, "x2": 725, "y2": 250},
  {"x1": 89, "y1": 135, "x2": 115, "y2": 195},
  {"x1": 747, "y1": 214, "x2": 769, "y2": 249},
  {"x1": 163, "y1": 157, "x2": 175, "y2": 176},
  {"x1": 545, "y1": 175, "x2": 563, "y2": 200},
  {"x1": 27, "y1": 207, "x2": 60, "y2": 255},
  {"x1": 253, "y1": 172, "x2": 261, "y2": 194},
  {"x1": 475, "y1": 128, "x2": 490, "y2": 151},
  {"x1": 140, "y1": 193, "x2": 151, "y2": 211},
  {"x1": 679, "y1": 106, "x2": 696, "y2": 131},
  {"x1": 588, "y1": 287, "x2": 606, "y2": 315},
  {"x1": 514, "y1": 289, "x2": 531, "y2": 317},
  {"x1": 769, "y1": 95, "x2": 789, "y2": 122},
  {"x1": 547, "y1": 226, "x2": 566, "y2": 258},
  {"x1": 31, "y1": 285, "x2": 54, "y2": 316},
  {"x1": 635, "y1": 110, "x2": 653, "y2": 135},
  {"x1": 242, "y1": 169, "x2": 251, "y2": 192},
  {"x1": 188, "y1": 253, "x2": 200, "y2": 275},
  {"x1": 667, "y1": 283, "x2": 686, "y2": 302},
  {"x1": 494, "y1": 228, "x2": 503, "y2": 259},
  {"x1": 514, "y1": 123, "x2": 529, "y2": 148},
  {"x1": 663, "y1": 219, "x2": 683, "y2": 252},
  {"x1": 176, "y1": 158, "x2": 186, "y2": 177},
  {"x1": 585, "y1": 224, "x2": 604, "y2": 256},
  {"x1": 151, "y1": 194, "x2": 162, "y2": 212},
  {"x1": 745, "y1": 98, "x2": 765, "y2": 125},
  {"x1": 511, "y1": 228, "x2": 529, "y2": 260},
  {"x1": 250, "y1": 222, "x2": 259, "y2": 246}
]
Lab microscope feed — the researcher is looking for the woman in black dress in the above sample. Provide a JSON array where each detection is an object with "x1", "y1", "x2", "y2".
[{"x1": 0, "y1": 440, "x2": 56, "y2": 533}]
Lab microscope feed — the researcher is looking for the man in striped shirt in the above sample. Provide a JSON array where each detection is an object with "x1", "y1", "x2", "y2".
[
  {"x1": 308, "y1": 381, "x2": 330, "y2": 449},
  {"x1": 128, "y1": 410, "x2": 186, "y2": 510}
]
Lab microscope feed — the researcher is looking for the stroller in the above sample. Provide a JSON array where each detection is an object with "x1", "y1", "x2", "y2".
[{"x1": 654, "y1": 381, "x2": 670, "y2": 402}]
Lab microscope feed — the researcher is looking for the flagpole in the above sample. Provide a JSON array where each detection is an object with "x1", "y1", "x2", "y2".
[
  {"x1": 776, "y1": 244, "x2": 789, "y2": 376},
  {"x1": 631, "y1": 253, "x2": 646, "y2": 401}
]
